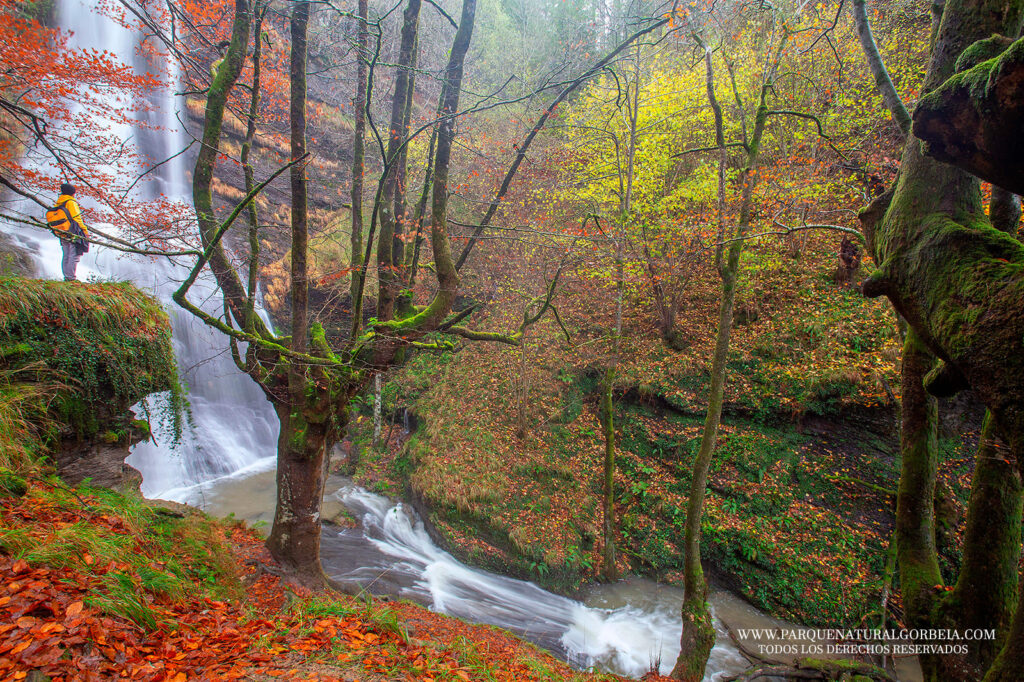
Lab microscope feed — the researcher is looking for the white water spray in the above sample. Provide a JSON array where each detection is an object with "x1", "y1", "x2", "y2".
[{"x1": 320, "y1": 483, "x2": 749, "y2": 679}]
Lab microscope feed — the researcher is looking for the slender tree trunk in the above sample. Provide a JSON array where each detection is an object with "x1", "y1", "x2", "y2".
[
  {"x1": 851, "y1": 0, "x2": 912, "y2": 136},
  {"x1": 392, "y1": 34, "x2": 418, "y2": 317},
  {"x1": 672, "y1": 40, "x2": 777, "y2": 680},
  {"x1": 350, "y1": 0, "x2": 368, "y2": 314},
  {"x1": 599, "y1": 45, "x2": 641, "y2": 583},
  {"x1": 407, "y1": 108, "x2": 440, "y2": 286},
  {"x1": 288, "y1": 0, "x2": 310, "y2": 352},
  {"x1": 266, "y1": 0, "x2": 320, "y2": 581},
  {"x1": 600, "y1": 363, "x2": 617, "y2": 580},
  {"x1": 377, "y1": 0, "x2": 421, "y2": 321},
  {"x1": 895, "y1": 332, "x2": 944, "y2": 678},
  {"x1": 517, "y1": 326, "x2": 528, "y2": 438},
  {"x1": 192, "y1": 0, "x2": 271, "y2": 339},
  {"x1": 418, "y1": 0, "x2": 476, "y2": 328},
  {"x1": 372, "y1": 373, "x2": 382, "y2": 447},
  {"x1": 600, "y1": 241, "x2": 624, "y2": 582},
  {"x1": 672, "y1": 266, "x2": 738, "y2": 682},
  {"x1": 242, "y1": 2, "x2": 265, "y2": 335}
]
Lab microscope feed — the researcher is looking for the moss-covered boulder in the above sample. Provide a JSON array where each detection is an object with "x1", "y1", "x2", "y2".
[{"x1": 0, "y1": 277, "x2": 180, "y2": 488}]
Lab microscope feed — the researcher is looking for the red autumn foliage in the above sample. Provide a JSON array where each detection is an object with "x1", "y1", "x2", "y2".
[{"x1": 0, "y1": 482, "x2": 630, "y2": 681}]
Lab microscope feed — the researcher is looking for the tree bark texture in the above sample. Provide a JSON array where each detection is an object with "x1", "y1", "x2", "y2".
[
  {"x1": 192, "y1": 0, "x2": 271, "y2": 339},
  {"x1": 866, "y1": 0, "x2": 1024, "y2": 481},
  {"x1": 946, "y1": 415, "x2": 1023, "y2": 673},
  {"x1": 266, "y1": 403, "x2": 334, "y2": 585},
  {"x1": 377, "y1": 0, "x2": 421, "y2": 321},
  {"x1": 894, "y1": 333, "x2": 944, "y2": 678},
  {"x1": 851, "y1": 0, "x2": 912, "y2": 136},
  {"x1": 862, "y1": 0, "x2": 1024, "y2": 678},
  {"x1": 350, "y1": 0, "x2": 368, "y2": 310},
  {"x1": 914, "y1": 35, "x2": 1024, "y2": 195}
]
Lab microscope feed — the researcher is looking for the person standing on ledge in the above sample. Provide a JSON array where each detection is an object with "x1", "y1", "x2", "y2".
[{"x1": 46, "y1": 182, "x2": 89, "y2": 281}]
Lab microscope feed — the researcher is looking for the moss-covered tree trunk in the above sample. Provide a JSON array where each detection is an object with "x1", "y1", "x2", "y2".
[
  {"x1": 377, "y1": 0, "x2": 421, "y2": 321},
  {"x1": 265, "y1": 0, "x2": 325, "y2": 585},
  {"x1": 948, "y1": 415, "x2": 1023, "y2": 673},
  {"x1": 985, "y1": 582, "x2": 1024, "y2": 679},
  {"x1": 672, "y1": 43, "x2": 774, "y2": 680},
  {"x1": 865, "y1": 0, "x2": 1024, "y2": 477},
  {"x1": 241, "y1": 1, "x2": 265, "y2": 334},
  {"x1": 192, "y1": 0, "x2": 268, "y2": 338},
  {"x1": 670, "y1": 259, "x2": 736, "y2": 681},
  {"x1": 182, "y1": 0, "x2": 482, "y2": 589},
  {"x1": 894, "y1": 332, "x2": 944, "y2": 677},
  {"x1": 862, "y1": 0, "x2": 1024, "y2": 678},
  {"x1": 600, "y1": 363, "x2": 617, "y2": 581},
  {"x1": 267, "y1": 403, "x2": 336, "y2": 584},
  {"x1": 349, "y1": 0, "x2": 368, "y2": 312}
]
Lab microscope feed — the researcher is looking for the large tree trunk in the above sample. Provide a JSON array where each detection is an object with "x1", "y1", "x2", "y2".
[
  {"x1": 985, "y1": 581, "x2": 1024, "y2": 680},
  {"x1": 948, "y1": 415, "x2": 1023, "y2": 673},
  {"x1": 865, "y1": 0, "x2": 1024, "y2": 465},
  {"x1": 266, "y1": 403, "x2": 341, "y2": 586},
  {"x1": 863, "y1": 1, "x2": 1024, "y2": 678},
  {"x1": 914, "y1": 35, "x2": 1024, "y2": 196}
]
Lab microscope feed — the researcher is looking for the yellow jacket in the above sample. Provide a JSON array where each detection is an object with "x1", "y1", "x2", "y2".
[{"x1": 49, "y1": 194, "x2": 88, "y2": 237}]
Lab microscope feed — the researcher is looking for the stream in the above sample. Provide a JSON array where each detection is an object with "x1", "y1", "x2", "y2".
[{"x1": 168, "y1": 467, "x2": 756, "y2": 679}]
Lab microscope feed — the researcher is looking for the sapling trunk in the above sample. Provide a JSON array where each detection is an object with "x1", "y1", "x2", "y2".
[
  {"x1": 349, "y1": 0, "x2": 368, "y2": 313},
  {"x1": 672, "y1": 38, "x2": 779, "y2": 680}
]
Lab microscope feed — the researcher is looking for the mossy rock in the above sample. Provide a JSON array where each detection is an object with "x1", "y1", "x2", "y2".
[
  {"x1": 0, "y1": 277, "x2": 181, "y2": 443},
  {"x1": 0, "y1": 469, "x2": 28, "y2": 497}
]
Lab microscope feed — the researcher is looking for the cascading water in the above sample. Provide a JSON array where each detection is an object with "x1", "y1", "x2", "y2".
[
  {"x1": 322, "y1": 484, "x2": 752, "y2": 679},
  {"x1": 195, "y1": 468, "x2": 753, "y2": 680}
]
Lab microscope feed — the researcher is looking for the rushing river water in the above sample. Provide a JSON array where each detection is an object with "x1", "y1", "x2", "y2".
[{"x1": 173, "y1": 466, "x2": 756, "y2": 679}]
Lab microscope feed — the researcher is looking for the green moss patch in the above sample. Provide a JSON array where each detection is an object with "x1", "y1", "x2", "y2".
[{"x1": 0, "y1": 277, "x2": 180, "y2": 463}]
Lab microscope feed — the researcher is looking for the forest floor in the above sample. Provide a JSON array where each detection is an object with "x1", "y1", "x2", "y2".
[{"x1": 0, "y1": 478, "x2": 655, "y2": 682}]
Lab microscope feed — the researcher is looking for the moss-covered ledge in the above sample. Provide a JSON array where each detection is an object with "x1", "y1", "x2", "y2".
[
  {"x1": 914, "y1": 34, "x2": 1024, "y2": 195},
  {"x1": 0, "y1": 277, "x2": 180, "y2": 488}
]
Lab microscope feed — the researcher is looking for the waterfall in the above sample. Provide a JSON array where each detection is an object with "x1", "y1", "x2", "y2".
[{"x1": 0, "y1": 0, "x2": 280, "y2": 501}]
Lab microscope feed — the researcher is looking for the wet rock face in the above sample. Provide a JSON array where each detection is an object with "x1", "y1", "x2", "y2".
[
  {"x1": 57, "y1": 441, "x2": 144, "y2": 493},
  {"x1": 55, "y1": 419, "x2": 150, "y2": 493},
  {"x1": 0, "y1": 232, "x2": 37, "y2": 277}
]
